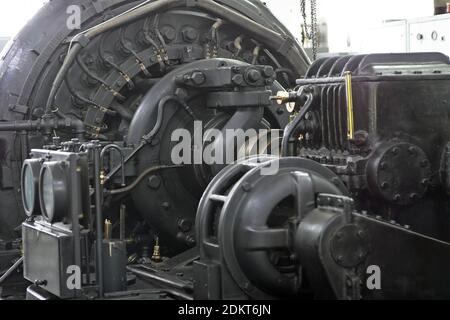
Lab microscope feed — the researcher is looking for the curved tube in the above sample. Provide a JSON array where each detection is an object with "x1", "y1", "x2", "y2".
[
  {"x1": 281, "y1": 90, "x2": 314, "y2": 156},
  {"x1": 101, "y1": 144, "x2": 126, "y2": 187},
  {"x1": 108, "y1": 165, "x2": 181, "y2": 196},
  {"x1": 104, "y1": 95, "x2": 194, "y2": 184}
]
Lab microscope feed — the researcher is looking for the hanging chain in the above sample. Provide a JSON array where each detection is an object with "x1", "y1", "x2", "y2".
[{"x1": 300, "y1": 0, "x2": 318, "y2": 60}]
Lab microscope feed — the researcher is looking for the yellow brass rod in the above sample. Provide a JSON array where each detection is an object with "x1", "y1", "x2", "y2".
[{"x1": 344, "y1": 71, "x2": 355, "y2": 140}]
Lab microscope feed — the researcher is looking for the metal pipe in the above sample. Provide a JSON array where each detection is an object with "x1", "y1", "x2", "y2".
[
  {"x1": 281, "y1": 90, "x2": 314, "y2": 156},
  {"x1": 101, "y1": 144, "x2": 126, "y2": 187},
  {"x1": 108, "y1": 165, "x2": 181, "y2": 196},
  {"x1": 0, "y1": 118, "x2": 86, "y2": 138},
  {"x1": 127, "y1": 265, "x2": 193, "y2": 292},
  {"x1": 0, "y1": 257, "x2": 23, "y2": 285},
  {"x1": 69, "y1": 154, "x2": 83, "y2": 297},
  {"x1": 119, "y1": 205, "x2": 126, "y2": 241},
  {"x1": 344, "y1": 71, "x2": 355, "y2": 140},
  {"x1": 93, "y1": 143, "x2": 104, "y2": 297},
  {"x1": 104, "y1": 288, "x2": 193, "y2": 300},
  {"x1": 105, "y1": 96, "x2": 194, "y2": 184}
]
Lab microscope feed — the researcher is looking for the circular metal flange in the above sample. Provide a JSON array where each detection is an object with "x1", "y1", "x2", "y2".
[
  {"x1": 197, "y1": 156, "x2": 348, "y2": 299},
  {"x1": 331, "y1": 225, "x2": 369, "y2": 268},
  {"x1": 366, "y1": 142, "x2": 431, "y2": 206}
]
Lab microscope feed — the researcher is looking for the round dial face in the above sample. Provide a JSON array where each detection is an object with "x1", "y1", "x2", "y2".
[
  {"x1": 23, "y1": 165, "x2": 35, "y2": 212},
  {"x1": 42, "y1": 168, "x2": 55, "y2": 220}
]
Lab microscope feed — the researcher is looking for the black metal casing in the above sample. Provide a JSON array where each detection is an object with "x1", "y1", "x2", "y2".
[{"x1": 296, "y1": 53, "x2": 450, "y2": 240}]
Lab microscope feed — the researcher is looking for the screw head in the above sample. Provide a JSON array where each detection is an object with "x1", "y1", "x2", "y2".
[
  {"x1": 182, "y1": 27, "x2": 198, "y2": 42},
  {"x1": 263, "y1": 66, "x2": 275, "y2": 77},
  {"x1": 246, "y1": 69, "x2": 262, "y2": 83},
  {"x1": 147, "y1": 175, "x2": 161, "y2": 190},
  {"x1": 161, "y1": 26, "x2": 176, "y2": 42},
  {"x1": 190, "y1": 71, "x2": 206, "y2": 85}
]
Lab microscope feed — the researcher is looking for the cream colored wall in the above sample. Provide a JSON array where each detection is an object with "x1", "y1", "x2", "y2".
[{"x1": 264, "y1": 0, "x2": 435, "y2": 53}]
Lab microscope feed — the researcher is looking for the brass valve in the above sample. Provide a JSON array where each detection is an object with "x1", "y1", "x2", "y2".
[
  {"x1": 100, "y1": 170, "x2": 106, "y2": 186},
  {"x1": 151, "y1": 237, "x2": 162, "y2": 263},
  {"x1": 270, "y1": 91, "x2": 291, "y2": 105},
  {"x1": 104, "y1": 219, "x2": 112, "y2": 240}
]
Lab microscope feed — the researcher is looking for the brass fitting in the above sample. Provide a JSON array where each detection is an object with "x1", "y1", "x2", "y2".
[
  {"x1": 100, "y1": 170, "x2": 106, "y2": 186},
  {"x1": 270, "y1": 91, "x2": 291, "y2": 105},
  {"x1": 151, "y1": 237, "x2": 162, "y2": 263},
  {"x1": 104, "y1": 219, "x2": 112, "y2": 240}
]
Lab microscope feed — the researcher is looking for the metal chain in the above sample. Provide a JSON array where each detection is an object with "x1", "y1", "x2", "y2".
[
  {"x1": 300, "y1": 0, "x2": 318, "y2": 60},
  {"x1": 300, "y1": 0, "x2": 310, "y2": 38}
]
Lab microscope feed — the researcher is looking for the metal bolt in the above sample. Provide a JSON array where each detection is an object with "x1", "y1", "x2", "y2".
[
  {"x1": 392, "y1": 147, "x2": 400, "y2": 155},
  {"x1": 380, "y1": 181, "x2": 390, "y2": 190},
  {"x1": 147, "y1": 175, "x2": 161, "y2": 190},
  {"x1": 161, "y1": 26, "x2": 176, "y2": 42},
  {"x1": 380, "y1": 162, "x2": 388, "y2": 170},
  {"x1": 161, "y1": 202, "x2": 171, "y2": 210},
  {"x1": 393, "y1": 194, "x2": 401, "y2": 202},
  {"x1": 409, "y1": 193, "x2": 419, "y2": 200},
  {"x1": 182, "y1": 27, "x2": 198, "y2": 42},
  {"x1": 246, "y1": 69, "x2": 262, "y2": 83},
  {"x1": 190, "y1": 71, "x2": 206, "y2": 85},
  {"x1": 262, "y1": 66, "x2": 275, "y2": 77}
]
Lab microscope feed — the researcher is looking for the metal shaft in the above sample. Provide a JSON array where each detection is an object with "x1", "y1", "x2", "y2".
[{"x1": 93, "y1": 144, "x2": 104, "y2": 297}]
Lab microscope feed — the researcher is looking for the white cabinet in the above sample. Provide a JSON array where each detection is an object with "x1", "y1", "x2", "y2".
[
  {"x1": 408, "y1": 15, "x2": 450, "y2": 55},
  {"x1": 361, "y1": 21, "x2": 408, "y2": 53}
]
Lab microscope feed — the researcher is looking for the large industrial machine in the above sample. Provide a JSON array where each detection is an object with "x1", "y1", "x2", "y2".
[{"x1": 0, "y1": 0, "x2": 450, "y2": 300}]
